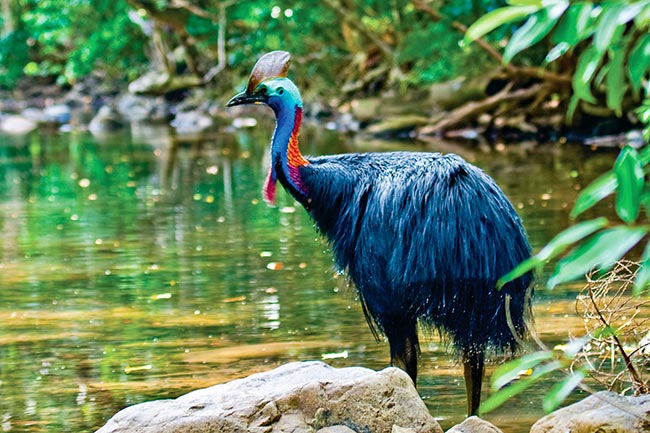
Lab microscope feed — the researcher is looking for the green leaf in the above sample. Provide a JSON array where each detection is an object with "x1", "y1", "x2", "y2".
[
  {"x1": 566, "y1": 94, "x2": 580, "y2": 124},
  {"x1": 614, "y1": 146, "x2": 644, "y2": 223},
  {"x1": 497, "y1": 256, "x2": 542, "y2": 289},
  {"x1": 464, "y1": 5, "x2": 541, "y2": 44},
  {"x1": 605, "y1": 40, "x2": 628, "y2": 116},
  {"x1": 634, "y1": 2, "x2": 650, "y2": 28},
  {"x1": 490, "y1": 351, "x2": 554, "y2": 391},
  {"x1": 551, "y1": 2, "x2": 594, "y2": 46},
  {"x1": 545, "y1": 42, "x2": 571, "y2": 64},
  {"x1": 507, "y1": 0, "x2": 543, "y2": 5},
  {"x1": 617, "y1": 1, "x2": 649, "y2": 25},
  {"x1": 542, "y1": 369, "x2": 587, "y2": 413},
  {"x1": 498, "y1": 218, "x2": 608, "y2": 288},
  {"x1": 570, "y1": 171, "x2": 617, "y2": 218},
  {"x1": 572, "y1": 46, "x2": 602, "y2": 104},
  {"x1": 634, "y1": 239, "x2": 650, "y2": 295},
  {"x1": 548, "y1": 226, "x2": 648, "y2": 289},
  {"x1": 628, "y1": 34, "x2": 650, "y2": 95},
  {"x1": 592, "y1": 325, "x2": 618, "y2": 339},
  {"x1": 537, "y1": 217, "x2": 610, "y2": 262},
  {"x1": 503, "y1": 3, "x2": 567, "y2": 62},
  {"x1": 481, "y1": 360, "x2": 563, "y2": 414},
  {"x1": 594, "y1": 3, "x2": 625, "y2": 55}
]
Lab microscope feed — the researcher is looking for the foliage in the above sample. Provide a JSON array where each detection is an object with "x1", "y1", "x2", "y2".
[
  {"x1": 484, "y1": 262, "x2": 650, "y2": 414},
  {"x1": 0, "y1": 0, "x2": 148, "y2": 88},
  {"x1": 0, "y1": 0, "x2": 514, "y2": 93},
  {"x1": 463, "y1": 0, "x2": 650, "y2": 414},
  {"x1": 0, "y1": 28, "x2": 29, "y2": 89},
  {"x1": 465, "y1": 0, "x2": 650, "y2": 122},
  {"x1": 499, "y1": 144, "x2": 650, "y2": 292}
]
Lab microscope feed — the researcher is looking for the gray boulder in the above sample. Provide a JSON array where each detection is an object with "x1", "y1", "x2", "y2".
[
  {"x1": 42, "y1": 103, "x2": 71, "y2": 124},
  {"x1": 89, "y1": 106, "x2": 125, "y2": 135},
  {"x1": 116, "y1": 94, "x2": 169, "y2": 122},
  {"x1": 445, "y1": 416, "x2": 503, "y2": 433},
  {"x1": 0, "y1": 114, "x2": 38, "y2": 135},
  {"x1": 171, "y1": 109, "x2": 213, "y2": 135},
  {"x1": 530, "y1": 391, "x2": 650, "y2": 433},
  {"x1": 96, "y1": 361, "x2": 442, "y2": 433}
]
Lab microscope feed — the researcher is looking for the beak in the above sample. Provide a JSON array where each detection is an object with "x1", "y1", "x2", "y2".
[{"x1": 226, "y1": 91, "x2": 266, "y2": 107}]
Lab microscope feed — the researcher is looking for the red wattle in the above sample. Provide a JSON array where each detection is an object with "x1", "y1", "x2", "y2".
[{"x1": 263, "y1": 169, "x2": 277, "y2": 205}]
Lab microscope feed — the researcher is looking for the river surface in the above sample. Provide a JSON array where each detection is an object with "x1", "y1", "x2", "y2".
[{"x1": 0, "y1": 118, "x2": 617, "y2": 432}]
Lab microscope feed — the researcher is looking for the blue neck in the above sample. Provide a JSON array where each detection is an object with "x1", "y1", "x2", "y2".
[
  {"x1": 270, "y1": 104, "x2": 295, "y2": 166},
  {"x1": 264, "y1": 103, "x2": 308, "y2": 204}
]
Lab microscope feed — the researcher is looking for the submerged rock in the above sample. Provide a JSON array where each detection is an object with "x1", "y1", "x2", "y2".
[
  {"x1": 530, "y1": 391, "x2": 650, "y2": 433},
  {"x1": 95, "y1": 361, "x2": 442, "y2": 433}
]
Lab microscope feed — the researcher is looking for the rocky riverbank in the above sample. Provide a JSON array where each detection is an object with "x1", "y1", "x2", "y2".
[
  {"x1": 0, "y1": 76, "x2": 642, "y2": 149},
  {"x1": 95, "y1": 361, "x2": 650, "y2": 433}
]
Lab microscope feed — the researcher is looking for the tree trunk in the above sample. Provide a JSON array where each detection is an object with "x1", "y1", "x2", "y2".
[{"x1": 1, "y1": 0, "x2": 13, "y2": 36}]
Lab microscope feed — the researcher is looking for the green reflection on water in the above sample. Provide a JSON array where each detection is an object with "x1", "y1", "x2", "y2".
[{"x1": 0, "y1": 124, "x2": 615, "y2": 432}]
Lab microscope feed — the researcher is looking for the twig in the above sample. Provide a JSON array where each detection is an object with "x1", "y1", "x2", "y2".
[
  {"x1": 411, "y1": 0, "x2": 505, "y2": 66},
  {"x1": 203, "y1": 1, "x2": 229, "y2": 83},
  {"x1": 172, "y1": 0, "x2": 221, "y2": 23},
  {"x1": 587, "y1": 284, "x2": 648, "y2": 394},
  {"x1": 321, "y1": 0, "x2": 397, "y2": 65}
]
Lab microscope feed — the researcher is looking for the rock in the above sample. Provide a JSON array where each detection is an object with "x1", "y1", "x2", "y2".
[
  {"x1": 171, "y1": 109, "x2": 213, "y2": 135},
  {"x1": 530, "y1": 391, "x2": 650, "y2": 433},
  {"x1": 42, "y1": 103, "x2": 71, "y2": 124},
  {"x1": 21, "y1": 107, "x2": 46, "y2": 123},
  {"x1": 316, "y1": 426, "x2": 356, "y2": 433},
  {"x1": 365, "y1": 115, "x2": 429, "y2": 138},
  {"x1": 0, "y1": 114, "x2": 38, "y2": 135},
  {"x1": 89, "y1": 106, "x2": 125, "y2": 136},
  {"x1": 445, "y1": 416, "x2": 503, "y2": 433},
  {"x1": 128, "y1": 70, "x2": 202, "y2": 95},
  {"x1": 392, "y1": 426, "x2": 417, "y2": 433},
  {"x1": 96, "y1": 361, "x2": 442, "y2": 433},
  {"x1": 116, "y1": 94, "x2": 169, "y2": 122}
]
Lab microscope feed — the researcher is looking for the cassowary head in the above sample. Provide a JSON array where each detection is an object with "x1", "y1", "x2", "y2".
[{"x1": 227, "y1": 51, "x2": 302, "y2": 113}]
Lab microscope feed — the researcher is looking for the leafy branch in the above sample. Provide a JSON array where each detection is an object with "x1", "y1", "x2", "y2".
[
  {"x1": 463, "y1": 0, "x2": 650, "y2": 122},
  {"x1": 499, "y1": 145, "x2": 650, "y2": 292},
  {"x1": 483, "y1": 261, "x2": 650, "y2": 414}
]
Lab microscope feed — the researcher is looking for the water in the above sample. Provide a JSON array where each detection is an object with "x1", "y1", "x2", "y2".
[{"x1": 0, "y1": 120, "x2": 617, "y2": 432}]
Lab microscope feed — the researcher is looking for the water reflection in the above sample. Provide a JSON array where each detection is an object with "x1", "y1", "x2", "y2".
[{"x1": 0, "y1": 122, "x2": 616, "y2": 432}]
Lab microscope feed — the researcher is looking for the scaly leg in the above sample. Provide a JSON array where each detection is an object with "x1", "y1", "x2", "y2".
[
  {"x1": 463, "y1": 348, "x2": 485, "y2": 416},
  {"x1": 389, "y1": 325, "x2": 420, "y2": 386}
]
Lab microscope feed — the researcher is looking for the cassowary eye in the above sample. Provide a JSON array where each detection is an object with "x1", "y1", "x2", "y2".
[{"x1": 278, "y1": 88, "x2": 284, "y2": 95}]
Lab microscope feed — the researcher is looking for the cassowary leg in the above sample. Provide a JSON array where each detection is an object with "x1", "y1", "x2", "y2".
[
  {"x1": 388, "y1": 325, "x2": 420, "y2": 386},
  {"x1": 463, "y1": 348, "x2": 485, "y2": 416}
]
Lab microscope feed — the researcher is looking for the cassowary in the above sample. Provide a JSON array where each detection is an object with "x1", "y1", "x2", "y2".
[{"x1": 227, "y1": 51, "x2": 533, "y2": 416}]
